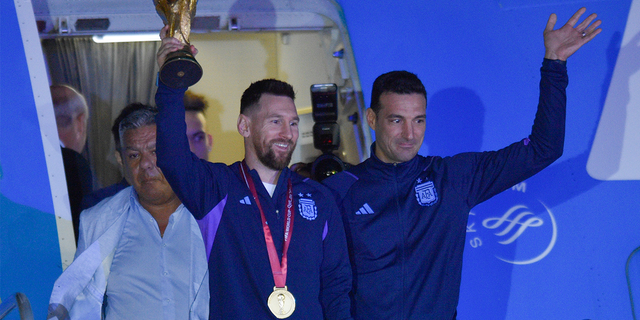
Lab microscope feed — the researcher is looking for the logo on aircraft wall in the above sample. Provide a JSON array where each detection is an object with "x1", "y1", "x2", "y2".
[{"x1": 466, "y1": 182, "x2": 558, "y2": 265}]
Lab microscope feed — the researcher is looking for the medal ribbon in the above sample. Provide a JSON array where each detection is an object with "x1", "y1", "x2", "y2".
[{"x1": 240, "y1": 161, "x2": 294, "y2": 288}]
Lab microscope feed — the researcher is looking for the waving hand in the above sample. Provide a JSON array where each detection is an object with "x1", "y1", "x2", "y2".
[{"x1": 544, "y1": 7, "x2": 602, "y2": 61}]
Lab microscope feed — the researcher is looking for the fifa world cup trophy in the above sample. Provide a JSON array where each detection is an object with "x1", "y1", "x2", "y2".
[{"x1": 154, "y1": 0, "x2": 202, "y2": 88}]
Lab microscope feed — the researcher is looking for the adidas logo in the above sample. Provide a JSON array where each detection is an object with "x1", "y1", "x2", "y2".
[
  {"x1": 239, "y1": 196, "x2": 252, "y2": 205},
  {"x1": 355, "y1": 203, "x2": 374, "y2": 215}
]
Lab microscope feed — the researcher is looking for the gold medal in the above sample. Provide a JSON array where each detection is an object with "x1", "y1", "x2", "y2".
[
  {"x1": 267, "y1": 286, "x2": 296, "y2": 318},
  {"x1": 241, "y1": 164, "x2": 296, "y2": 319}
]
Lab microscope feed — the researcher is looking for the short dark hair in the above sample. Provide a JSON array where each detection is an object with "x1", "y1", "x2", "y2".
[
  {"x1": 111, "y1": 103, "x2": 158, "y2": 152},
  {"x1": 370, "y1": 71, "x2": 427, "y2": 114},
  {"x1": 240, "y1": 79, "x2": 295, "y2": 115},
  {"x1": 184, "y1": 90, "x2": 208, "y2": 114}
]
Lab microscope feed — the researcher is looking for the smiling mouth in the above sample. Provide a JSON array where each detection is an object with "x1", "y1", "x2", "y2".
[{"x1": 272, "y1": 141, "x2": 291, "y2": 150}]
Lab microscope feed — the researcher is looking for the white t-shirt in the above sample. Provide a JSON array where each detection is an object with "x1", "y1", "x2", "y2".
[{"x1": 263, "y1": 182, "x2": 276, "y2": 197}]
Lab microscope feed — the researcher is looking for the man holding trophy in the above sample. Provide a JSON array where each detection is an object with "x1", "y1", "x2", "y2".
[{"x1": 153, "y1": 6, "x2": 354, "y2": 320}]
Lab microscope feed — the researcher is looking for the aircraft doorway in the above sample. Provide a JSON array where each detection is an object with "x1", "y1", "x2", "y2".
[{"x1": 36, "y1": 0, "x2": 370, "y2": 188}]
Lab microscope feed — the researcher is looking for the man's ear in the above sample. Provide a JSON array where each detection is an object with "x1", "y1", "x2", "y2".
[
  {"x1": 115, "y1": 150, "x2": 123, "y2": 168},
  {"x1": 206, "y1": 133, "x2": 213, "y2": 152},
  {"x1": 366, "y1": 108, "x2": 377, "y2": 131},
  {"x1": 237, "y1": 114, "x2": 250, "y2": 138},
  {"x1": 75, "y1": 112, "x2": 87, "y2": 136}
]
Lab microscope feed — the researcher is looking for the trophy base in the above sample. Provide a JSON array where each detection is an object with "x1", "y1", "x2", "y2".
[{"x1": 159, "y1": 48, "x2": 203, "y2": 89}]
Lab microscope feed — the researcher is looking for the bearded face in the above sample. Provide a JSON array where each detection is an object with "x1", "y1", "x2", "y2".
[
  {"x1": 253, "y1": 135, "x2": 295, "y2": 170},
  {"x1": 246, "y1": 94, "x2": 299, "y2": 171}
]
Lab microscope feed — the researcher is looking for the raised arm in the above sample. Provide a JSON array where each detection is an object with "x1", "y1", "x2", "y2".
[
  {"x1": 453, "y1": 8, "x2": 602, "y2": 206},
  {"x1": 155, "y1": 26, "x2": 223, "y2": 219},
  {"x1": 543, "y1": 7, "x2": 602, "y2": 61}
]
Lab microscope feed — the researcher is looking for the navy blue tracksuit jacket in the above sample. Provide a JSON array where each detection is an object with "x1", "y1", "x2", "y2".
[
  {"x1": 324, "y1": 59, "x2": 567, "y2": 319},
  {"x1": 155, "y1": 83, "x2": 353, "y2": 320}
]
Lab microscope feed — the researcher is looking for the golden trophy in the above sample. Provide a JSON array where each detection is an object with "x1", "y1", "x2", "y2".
[{"x1": 155, "y1": 0, "x2": 202, "y2": 88}]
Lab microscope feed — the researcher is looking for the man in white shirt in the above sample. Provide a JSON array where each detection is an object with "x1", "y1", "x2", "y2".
[{"x1": 48, "y1": 103, "x2": 209, "y2": 320}]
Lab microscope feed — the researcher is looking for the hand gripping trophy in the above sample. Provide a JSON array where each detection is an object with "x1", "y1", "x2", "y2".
[{"x1": 154, "y1": 0, "x2": 202, "y2": 88}]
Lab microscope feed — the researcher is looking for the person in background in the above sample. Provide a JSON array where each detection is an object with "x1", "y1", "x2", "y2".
[
  {"x1": 51, "y1": 84, "x2": 93, "y2": 244},
  {"x1": 184, "y1": 90, "x2": 213, "y2": 161}
]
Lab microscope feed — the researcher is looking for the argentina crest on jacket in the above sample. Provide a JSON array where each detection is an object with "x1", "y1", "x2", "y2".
[
  {"x1": 297, "y1": 193, "x2": 318, "y2": 220},
  {"x1": 414, "y1": 178, "x2": 438, "y2": 206}
]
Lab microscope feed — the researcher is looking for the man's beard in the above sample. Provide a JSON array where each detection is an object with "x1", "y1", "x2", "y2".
[{"x1": 256, "y1": 139, "x2": 295, "y2": 171}]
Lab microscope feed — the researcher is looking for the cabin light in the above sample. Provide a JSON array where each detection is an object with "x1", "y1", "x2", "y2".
[{"x1": 92, "y1": 33, "x2": 160, "y2": 43}]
